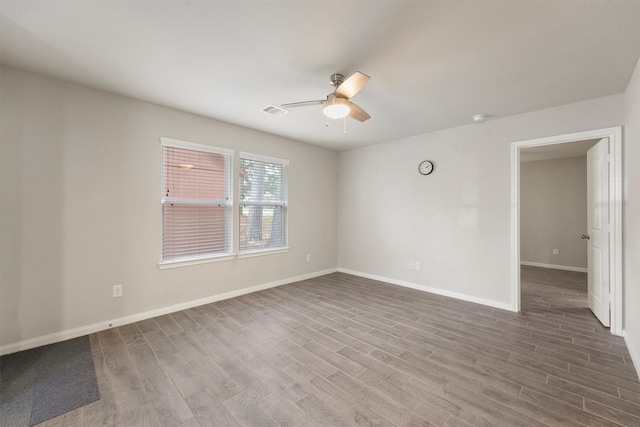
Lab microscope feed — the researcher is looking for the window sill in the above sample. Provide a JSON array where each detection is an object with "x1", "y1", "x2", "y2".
[
  {"x1": 159, "y1": 253, "x2": 236, "y2": 269},
  {"x1": 238, "y1": 247, "x2": 290, "y2": 259}
]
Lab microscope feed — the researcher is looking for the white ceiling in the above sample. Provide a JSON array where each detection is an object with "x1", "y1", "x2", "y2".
[{"x1": 1, "y1": 1, "x2": 639, "y2": 151}]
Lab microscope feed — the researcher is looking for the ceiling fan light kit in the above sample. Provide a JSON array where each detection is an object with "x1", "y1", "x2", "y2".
[{"x1": 324, "y1": 94, "x2": 351, "y2": 119}]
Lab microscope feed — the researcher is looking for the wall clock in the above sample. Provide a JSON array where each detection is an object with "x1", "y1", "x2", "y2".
[{"x1": 418, "y1": 160, "x2": 434, "y2": 175}]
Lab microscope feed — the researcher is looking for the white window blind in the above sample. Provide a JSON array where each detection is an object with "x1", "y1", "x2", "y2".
[
  {"x1": 161, "y1": 139, "x2": 233, "y2": 262},
  {"x1": 239, "y1": 153, "x2": 289, "y2": 252}
]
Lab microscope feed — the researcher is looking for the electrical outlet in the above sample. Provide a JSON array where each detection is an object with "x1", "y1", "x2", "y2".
[
  {"x1": 553, "y1": 248, "x2": 559, "y2": 255},
  {"x1": 415, "y1": 261, "x2": 421, "y2": 270},
  {"x1": 306, "y1": 254, "x2": 311, "y2": 262},
  {"x1": 113, "y1": 284, "x2": 123, "y2": 298},
  {"x1": 409, "y1": 261, "x2": 415, "y2": 269}
]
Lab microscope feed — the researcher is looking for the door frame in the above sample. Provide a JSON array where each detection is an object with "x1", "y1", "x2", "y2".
[{"x1": 510, "y1": 126, "x2": 623, "y2": 335}]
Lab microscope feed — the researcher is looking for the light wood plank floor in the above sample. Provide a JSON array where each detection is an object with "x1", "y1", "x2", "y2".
[{"x1": 36, "y1": 267, "x2": 640, "y2": 426}]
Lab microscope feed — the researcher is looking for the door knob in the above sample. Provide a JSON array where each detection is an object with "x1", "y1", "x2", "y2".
[{"x1": 581, "y1": 234, "x2": 590, "y2": 240}]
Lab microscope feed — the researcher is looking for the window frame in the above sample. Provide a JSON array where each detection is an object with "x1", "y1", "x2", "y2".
[
  {"x1": 238, "y1": 151, "x2": 290, "y2": 256},
  {"x1": 159, "y1": 137, "x2": 235, "y2": 268}
]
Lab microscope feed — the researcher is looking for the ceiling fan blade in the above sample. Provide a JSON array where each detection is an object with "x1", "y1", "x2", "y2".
[
  {"x1": 335, "y1": 71, "x2": 370, "y2": 99},
  {"x1": 280, "y1": 100, "x2": 325, "y2": 109},
  {"x1": 347, "y1": 102, "x2": 371, "y2": 122}
]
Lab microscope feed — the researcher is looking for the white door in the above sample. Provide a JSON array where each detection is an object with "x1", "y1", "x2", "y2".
[{"x1": 586, "y1": 138, "x2": 610, "y2": 326}]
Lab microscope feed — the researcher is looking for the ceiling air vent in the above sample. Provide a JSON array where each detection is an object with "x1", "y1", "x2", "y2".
[{"x1": 262, "y1": 104, "x2": 289, "y2": 116}]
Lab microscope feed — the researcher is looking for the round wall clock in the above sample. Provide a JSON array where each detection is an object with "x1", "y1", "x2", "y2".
[{"x1": 418, "y1": 160, "x2": 434, "y2": 175}]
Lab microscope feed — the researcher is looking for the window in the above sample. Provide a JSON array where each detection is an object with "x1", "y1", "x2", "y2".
[
  {"x1": 239, "y1": 152, "x2": 289, "y2": 252},
  {"x1": 161, "y1": 138, "x2": 233, "y2": 263}
]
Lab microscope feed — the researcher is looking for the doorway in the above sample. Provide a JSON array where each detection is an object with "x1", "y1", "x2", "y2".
[{"x1": 510, "y1": 127, "x2": 623, "y2": 335}]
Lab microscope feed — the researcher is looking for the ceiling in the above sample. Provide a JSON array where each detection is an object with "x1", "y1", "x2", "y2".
[{"x1": 1, "y1": 1, "x2": 639, "y2": 151}]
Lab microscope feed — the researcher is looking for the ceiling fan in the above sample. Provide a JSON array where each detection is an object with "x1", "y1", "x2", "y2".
[{"x1": 280, "y1": 71, "x2": 371, "y2": 122}]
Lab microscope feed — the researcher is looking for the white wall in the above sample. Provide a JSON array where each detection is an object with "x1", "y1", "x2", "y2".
[
  {"x1": 520, "y1": 156, "x2": 587, "y2": 270},
  {"x1": 623, "y1": 57, "x2": 640, "y2": 371},
  {"x1": 0, "y1": 67, "x2": 338, "y2": 351},
  {"x1": 338, "y1": 94, "x2": 624, "y2": 308}
]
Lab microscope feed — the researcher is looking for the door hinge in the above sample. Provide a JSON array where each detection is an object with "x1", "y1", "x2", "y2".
[{"x1": 605, "y1": 154, "x2": 612, "y2": 163}]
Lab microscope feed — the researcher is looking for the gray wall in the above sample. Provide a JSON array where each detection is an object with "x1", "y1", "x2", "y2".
[
  {"x1": 337, "y1": 94, "x2": 623, "y2": 308},
  {"x1": 0, "y1": 66, "x2": 338, "y2": 349},
  {"x1": 624, "y1": 56, "x2": 640, "y2": 372},
  {"x1": 520, "y1": 156, "x2": 587, "y2": 270},
  {"x1": 3, "y1": 56, "x2": 640, "y2": 372}
]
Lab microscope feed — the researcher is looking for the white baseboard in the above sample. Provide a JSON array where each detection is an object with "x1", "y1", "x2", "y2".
[
  {"x1": 337, "y1": 268, "x2": 516, "y2": 312},
  {"x1": 520, "y1": 261, "x2": 587, "y2": 273},
  {"x1": 623, "y1": 329, "x2": 640, "y2": 379},
  {"x1": 0, "y1": 268, "x2": 337, "y2": 356}
]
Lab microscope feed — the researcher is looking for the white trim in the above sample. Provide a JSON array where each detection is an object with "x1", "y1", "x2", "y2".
[
  {"x1": 520, "y1": 261, "x2": 587, "y2": 273},
  {"x1": 511, "y1": 126, "x2": 623, "y2": 335},
  {"x1": 338, "y1": 268, "x2": 515, "y2": 312},
  {"x1": 160, "y1": 137, "x2": 235, "y2": 157},
  {"x1": 0, "y1": 268, "x2": 337, "y2": 356},
  {"x1": 623, "y1": 329, "x2": 640, "y2": 379},
  {"x1": 609, "y1": 130, "x2": 623, "y2": 336},
  {"x1": 511, "y1": 142, "x2": 521, "y2": 313},
  {"x1": 239, "y1": 151, "x2": 290, "y2": 166},
  {"x1": 238, "y1": 247, "x2": 290, "y2": 259},
  {"x1": 240, "y1": 201, "x2": 286, "y2": 207},
  {"x1": 158, "y1": 253, "x2": 236, "y2": 269},
  {"x1": 162, "y1": 199, "x2": 231, "y2": 206}
]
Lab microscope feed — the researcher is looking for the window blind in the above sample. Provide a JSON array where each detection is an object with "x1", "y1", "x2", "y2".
[
  {"x1": 239, "y1": 153, "x2": 289, "y2": 252},
  {"x1": 161, "y1": 140, "x2": 232, "y2": 262}
]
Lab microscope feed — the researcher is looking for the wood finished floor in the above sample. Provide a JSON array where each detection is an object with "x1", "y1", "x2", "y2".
[{"x1": 35, "y1": 266, "x2": 640, "y2": 426}]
